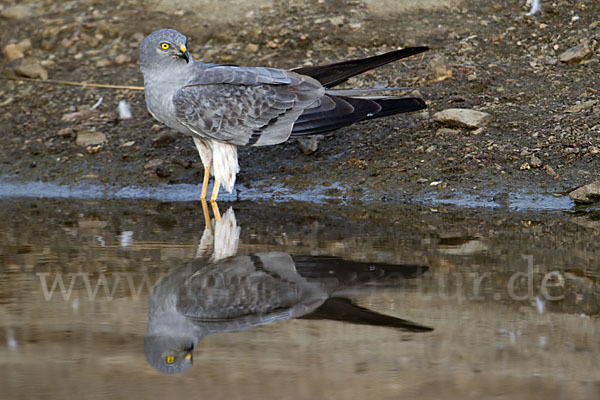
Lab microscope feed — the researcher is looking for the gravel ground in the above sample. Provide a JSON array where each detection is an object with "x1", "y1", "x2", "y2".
[{"x1": 1, "y1": 0, "x2": 599, "y2": 203}]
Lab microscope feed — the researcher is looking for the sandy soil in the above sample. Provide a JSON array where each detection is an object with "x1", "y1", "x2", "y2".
[{"x1": 1, "y1": 0, "x2": 599, "y2": 202}]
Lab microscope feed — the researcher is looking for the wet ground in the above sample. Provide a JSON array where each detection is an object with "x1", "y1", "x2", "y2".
[
  {"x1": 0, "y1": 185, "x2": 599, "y2": 399},
  {"x1": 1, "y1": 0, "x2": 599, "y2": 201}
]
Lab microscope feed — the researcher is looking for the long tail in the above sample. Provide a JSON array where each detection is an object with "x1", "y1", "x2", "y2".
[
  {"x1": 293, "y1": 47, "x2": 429, "y2": 88},
  {"x1": 291, "y1": 95, "x2": 426, "y2": 137}
]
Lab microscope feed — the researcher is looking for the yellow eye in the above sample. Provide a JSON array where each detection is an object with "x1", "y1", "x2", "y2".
[
  {"x1": 160, "y1": 42, "x2": 170, "y2": 50},
  {"x1": 166, "y1": 355, "x2": 175, "y2": 364}
]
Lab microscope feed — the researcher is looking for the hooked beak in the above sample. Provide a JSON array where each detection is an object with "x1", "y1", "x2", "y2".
[{"x1": 179, "y1": 44, "x2": 190, "y2": 63}]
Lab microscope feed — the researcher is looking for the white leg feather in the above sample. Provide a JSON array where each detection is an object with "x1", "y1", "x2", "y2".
[{"x1": 210, "y1": 141, "x2": 239, "y2": 193}]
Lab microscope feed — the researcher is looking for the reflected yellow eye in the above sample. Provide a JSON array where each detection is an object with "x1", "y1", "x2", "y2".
[
  {"x1": 166, "y1": 355, "x2": 175, "y2": 364},
  {"x1": 160, "y1": 42, "x2": 170, "y2": 50}
]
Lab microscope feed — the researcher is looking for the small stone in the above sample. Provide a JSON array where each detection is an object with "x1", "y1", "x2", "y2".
[
  {"x1": 17, "y1": 39, "x2": 32, "y2": 53},
  {"x1": 144, "y1": 159, "x2": 163, "y2": 169},
  {"x1": 244, "y1": 43, "x2": 259, "y2": 53},
  {"x1": 95, "y1": 59, "x2": 111, "y2": 68},
  {"x1": 152, "y1": 131, "x2": 177, "y2": 147},
  {"x1": 297, "y1": 135, "x2": 323, "y2": 155},
  {"x1": 566, "y1": 100, "x2": 597, "y2": 113},
  {"x1": 427, "y1": 55, "x2": 452, "y2": 81},
  {"x1": 530, "y1": 155, "x2": 543, "y2": 168},
  {"x1": 2, "y1": 44, "x2": 23, "y2": 61},
  {"x1": 328, "y1": 16, "x2": 344, "y2": 26},
  {"x1": 569, "y1": 181, "x2": 600, "y2": 204},
  {"x1": 1, "y1": 5, "x2": 34, "y2": 20},
  {"x1": 520, "y1": 162, "x2": 531, "y2": 170},
  {"x1": 86, "y1": 144, "x2": 103, "y2": 154},
  {"x1": 558, "y1": 40, "x2": 594, "y2": 64},
  {"x1": 156, "y1": 165, "x2": 171, "y2": 178},
  {"x1": 5, "y1": 57, "x2": 48, "y2": 80},
  {"x1": 436, "y1": 128, "x2": 459, "y2": 136},
  {"x1": 545, "y1": 165, "x2": 559, "y2": 178},
  {"x1": 432, "y1": 108, "x2": 492, "y2": 128},
  {"x1": 114, "y1": 54, "x2": 130, "y2": 64},
  {"x1": 76, "y1": 131, "x2": 107, "y2": 146},
  {"x1": 56, "y1": 128, "x2": 75, "y2": 138}
]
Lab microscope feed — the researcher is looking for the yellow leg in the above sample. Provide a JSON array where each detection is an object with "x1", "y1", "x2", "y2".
[
  {"x1": 211, "y1": 201, "x2": 221, "y2": 222},
  {"x1": 210, "y1": 179, "x2": 221, "y2": 221},
  {"x1": 200, "y1": 165, "x2": 211, "y2": 201},
  {"x1": 201, "y1": 199, "x2": 211, "y2": 228},
  {"x1": 211, "y1": 179, "x2": 220, "y2": 203}
]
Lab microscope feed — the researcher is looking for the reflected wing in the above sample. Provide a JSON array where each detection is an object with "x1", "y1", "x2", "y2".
[
  {"x1": 175, "y1": 255, "x2": 318, "y2": 322},
  {"x1": 172, "y1": 66, "x2": 324, "y2": 146}
]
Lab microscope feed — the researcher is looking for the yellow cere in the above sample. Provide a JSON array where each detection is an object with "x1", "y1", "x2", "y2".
[
  {"x1": 180, "y1": 45, "x2": 187, "y2": 53},
  {"x1": 166, "y1": 355, "x2": 175, "y2": 364},
  {"x1": 160, "y1": 42, "x2": 170, "y2": 50}
]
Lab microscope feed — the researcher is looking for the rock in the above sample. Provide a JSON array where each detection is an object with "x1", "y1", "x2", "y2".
[
  {"x1": 17, "y1": 39, "x2": 32, "y2": 53},
  {"x1": 152, "y1": 131, "x2": 177, "y2": 147},
  {"x1": 2, "y1": 44, "x2": 24, "y2": 61},
  {"x1": 566, "y1": 100, "x2": 597, "y2": 113},
  {"x1": 76, "y1": 131, "x2": 107, "y2": 146},
  {"x1": 427, "y1": 55, "x2": 452, "y2": 81},
  {"x1": 328, "y1": 16, "x2": 344, "y2": 26},
  {"x1": 244, "y1": 43, "x2": 259, "y2": 53},
  {"x1": 1, "y1": 5, "x2": 34, "y2": 20},
  {"x1": 144, "y1": 159, "x2": 164, "y2": 169},
  {"x1": 558, "y1": 40, "x2": 594, "y2": 64},
  {"x1": 5, "y1": 57, "x2": 48, "y2": 80},
  {"x1": 56, "y1": 128, "x2": 75, "y2": 139},
  {"x1": 95, "y1": 59, "x2": 111, "y2": 68},
  {"x1": 114, "y1": 54, "x2": 130, "y2": 64},
  {"x1": 569, "y1": 181, "x2": 600, "y2": 204},
  {"x1": 530, "y1": 155, "x2": 543, "y2": 168},
  {"x1": 432, "y1": 108, "x2": 492, "y2": 128},
  {"x1": 297, "y1": 135, "x2": 323, "y2": 155}
]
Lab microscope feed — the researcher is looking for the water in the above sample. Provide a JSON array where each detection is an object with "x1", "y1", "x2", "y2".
[{"x1": 0, "y1": 194, "x2": 599, "y2": 399}]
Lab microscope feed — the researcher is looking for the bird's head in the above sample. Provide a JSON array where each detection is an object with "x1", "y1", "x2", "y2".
[
  {"x1": 144, "y1": 334, "x2": 195, "y2": 374},
  {"x1": 139, "y1": 29, "x2": 191, "y2": 72}
]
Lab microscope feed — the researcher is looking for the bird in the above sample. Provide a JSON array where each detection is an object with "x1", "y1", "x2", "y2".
[
  {"x1": 139, "y1": 29, "x2": 428, "y2": 203},
  {"x1": 144, "y1": 251, "x2": 432, "y2": 374},
  {"x1": 144, "y1": 207, "x2": 432, "y2": 374}
]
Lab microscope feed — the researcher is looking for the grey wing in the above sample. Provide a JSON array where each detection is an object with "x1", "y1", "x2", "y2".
[
  {"x1": 172, "y1": 66, "x2": 325, "y2": 146},
  {"x1": 175, "y1": 255, "x2": 307, "y2": 321}
]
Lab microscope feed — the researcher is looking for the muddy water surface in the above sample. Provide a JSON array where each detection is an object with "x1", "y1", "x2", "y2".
[{"x1": 0, "y1": 192, "x2": 599, "y2": 399}]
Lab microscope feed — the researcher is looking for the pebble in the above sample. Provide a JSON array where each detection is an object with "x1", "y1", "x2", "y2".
[
  {"x1": 427, "y1": 55, "x2": 452, "y2": 81},
  {"x1": 566, "y1": 100, "x2": 597, "y2": 113},
  {"x1": 569, "y1": 181, "x2": 600, "y2": 204},
  {"x1": 95, "y1": 59, "x2": 111, "y2": 68},
  {"x1": 144, "y1": 159, "x2": 164, "y2": 169},
  {"x1": 297, "y1": 135, "x2": 323, "y2": 155},
  {"x1": 152, "y1": 131, "x2": 177, "y2": 147},
  {"x1": 1, "y1": 5, "x2": 34, "y2": 20},
  {"x1": 76, "y1": 131, "x2": 107, "y2": 146},
  {"x1": 432, "y1": 108, "x2": 492, "y2": 128},
  {"x1": 558, "y1": 40, "x2": 594, "y2": 64},
  {"x1": 530, "y1": 155, "x2": 543, "y2": 168},
  {"x1": 2, "y1": 44, "x2": 24, "y2": 61},
  {"x1": 114, "y1": 54, "x2": 130, "y2": 64},
  {"x1": 5, "y1": 57, "x2": 48, "y2": 80},
  {"x1": 244, "y1": 43, "x2": 259, "y2": 53}
]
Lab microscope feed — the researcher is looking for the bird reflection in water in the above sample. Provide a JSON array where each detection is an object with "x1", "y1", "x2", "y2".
[{"x1": 144, "y1": 205, "x2": 432, "y2": 374}]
